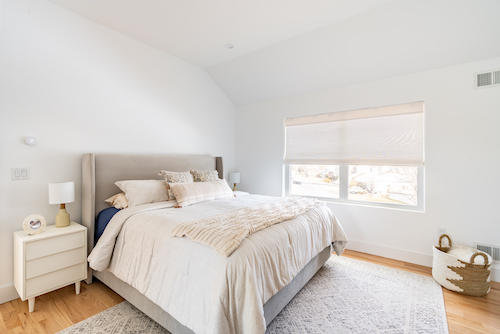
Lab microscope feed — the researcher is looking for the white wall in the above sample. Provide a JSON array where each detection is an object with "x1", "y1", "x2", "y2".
[
  {"x1": 0, "y1": 0, "x2": 235, "y2": 302},
  {"x1": 236, "y1": 58, "x2": 500, "y2": 277}
]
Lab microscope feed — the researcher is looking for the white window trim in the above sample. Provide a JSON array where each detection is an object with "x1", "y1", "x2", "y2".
[{"x1": 283, "y1": 163, "x2": 425, "y2": 212}]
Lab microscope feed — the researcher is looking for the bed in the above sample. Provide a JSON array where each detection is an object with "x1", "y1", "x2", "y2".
[{"x1": 81, "y1": 153, "x2": 347, "y2": 334}]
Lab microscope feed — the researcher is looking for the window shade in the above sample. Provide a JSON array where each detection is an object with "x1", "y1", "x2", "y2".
[{"x1": 284, "y1": 101, "x2": 424, "y2": 165}]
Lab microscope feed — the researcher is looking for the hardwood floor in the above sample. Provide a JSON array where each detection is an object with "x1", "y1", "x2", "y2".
[
  {"x1": 0, "y1": 250, "x2": 498, "y2": 333},
  {"x1": 0, "y1": 281, "x2": 123, "y2": 334}
]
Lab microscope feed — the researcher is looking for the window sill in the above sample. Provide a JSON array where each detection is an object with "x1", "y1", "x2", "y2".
[
  {"x1": 325, "y1": 199, "x2": 425, "y2": 213},
  {"x1": 288, "y1": 194, "x2": 425, "y2": 213}
]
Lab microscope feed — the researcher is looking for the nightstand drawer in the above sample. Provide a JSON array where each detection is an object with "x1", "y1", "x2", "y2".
[
  {"x1": 26, "y1": 263, "x2": 86, "y2": 298},
  {"x1": 26, "y1": 247, "x2": 86, "y2": 279},
  {"x1": 26, "y1": 231, "x2": 84, "y2": 261}
]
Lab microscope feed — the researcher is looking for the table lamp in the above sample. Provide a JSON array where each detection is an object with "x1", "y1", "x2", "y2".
[
  {"x1": 49, "y1": 181, "x2": 75, "y2": 227},
  {"x1": 229, "y1": 172, "x2": 240, "y2": 191}
]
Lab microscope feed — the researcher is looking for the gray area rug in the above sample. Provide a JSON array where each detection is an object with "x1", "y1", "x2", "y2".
[{"x1": 58, "y1": 256, "x2": 448, "y2": 334}]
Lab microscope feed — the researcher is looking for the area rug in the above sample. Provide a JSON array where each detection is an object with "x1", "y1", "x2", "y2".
[{"x1": 58, "y1": 256, "x2": 448, "y2": 334}]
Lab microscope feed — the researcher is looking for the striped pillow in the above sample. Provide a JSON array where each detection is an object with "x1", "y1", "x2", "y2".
[{"x1": 170, "y1": 179, "x2": 233, "y2": 207}]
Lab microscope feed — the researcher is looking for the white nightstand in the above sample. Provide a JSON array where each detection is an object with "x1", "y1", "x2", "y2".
[{"x1": 13, "y1": 222, "x2": 87, "y2": 312}]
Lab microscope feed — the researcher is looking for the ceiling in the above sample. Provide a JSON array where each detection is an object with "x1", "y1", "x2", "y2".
[
  {"x1": 49, "y1": 0, "x2": 391, "y2": 67},
  {"x1": 51, "y1": 0, "x2": 500, "y2": 105},
  {"x1": 207, "y1": 0, "x2": 500, "y2": 104}
]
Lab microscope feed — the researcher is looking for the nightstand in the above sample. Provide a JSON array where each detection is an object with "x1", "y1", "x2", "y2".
[{"x1": 13, "y1": 222, "x2": 87, "y2": 312}]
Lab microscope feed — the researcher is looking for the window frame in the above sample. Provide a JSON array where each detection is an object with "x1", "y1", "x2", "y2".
[{"x1": 284, "y1": 163, "x2": 425, "y2": 212}]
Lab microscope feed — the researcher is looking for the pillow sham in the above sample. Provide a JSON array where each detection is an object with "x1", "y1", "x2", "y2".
[
  {"x1": 158, "y1": 170, "x2": 194, "y2": 200},
  {"x1": 170, "y1": 179, "x2": 233, "y2": 207},
  {"x1": 105, "y1": 192, "x2": 129, "y2": 209},
  {"x1": 115, "y1": 180, "x2": 169, "y2": 207},
  {"x1": 190, "y1": 169, "x2": 219, "y2": 182}
]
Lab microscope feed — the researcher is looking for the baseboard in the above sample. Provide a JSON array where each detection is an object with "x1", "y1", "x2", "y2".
[
  {"x1": 346, "y1": 240, "x2": 499, "y2": 283},
  {"x1": 346, "y1": 240, "x2": 433, "y2": 267},
  {"x1": 0, "y1": 283, "x2": 19, "y2": 304}
]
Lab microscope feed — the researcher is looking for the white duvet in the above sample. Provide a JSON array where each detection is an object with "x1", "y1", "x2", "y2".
[{"x1": 88, "y1": 194, "x2": 347, "y2": 334}]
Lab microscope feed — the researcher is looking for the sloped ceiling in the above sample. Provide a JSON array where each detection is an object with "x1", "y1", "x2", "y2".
[
  {"x1": 49, "y1": 0, "x2": 391, "y2": 67},
  {"x1": 208, "y1": 0, "x2": 500, "y2": 105},
  {"x1": 51, "y1": 0, "x2": 500, "y2": 105}
]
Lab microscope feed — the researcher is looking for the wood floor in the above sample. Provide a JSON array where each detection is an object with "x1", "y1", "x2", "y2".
[{"x1": 1, "y1": 250, "x2": 498, "y2": 334}]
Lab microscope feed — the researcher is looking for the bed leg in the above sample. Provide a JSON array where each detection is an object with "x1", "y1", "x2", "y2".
[{"x1": 85, "y1": 267, "x2": 93, "y2": 284}]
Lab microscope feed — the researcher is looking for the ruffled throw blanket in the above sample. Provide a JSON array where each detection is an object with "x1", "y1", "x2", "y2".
[{"x1": 172, "y1": 197, "x2": 319, "y2": 256}]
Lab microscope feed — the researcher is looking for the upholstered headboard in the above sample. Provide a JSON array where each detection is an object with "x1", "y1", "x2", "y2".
[{"x1": 81, "y1": 153, "x2": 222, "y2": 281}]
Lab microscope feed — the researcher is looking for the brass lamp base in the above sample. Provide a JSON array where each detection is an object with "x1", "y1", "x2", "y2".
[{"x1": 56, "y1": 204, "x2": 70, "y2": 227}]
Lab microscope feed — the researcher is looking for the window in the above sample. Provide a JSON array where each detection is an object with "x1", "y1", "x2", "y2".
[
  {"x1": 290, "y1": 164, "x2": 339, "y2": 199},
  {"x1": 285, "y1": 102, "x2": 424, "y2": 209},
  {"x1": 348, "y1": 165, "x2": 418, "y2": 205}
]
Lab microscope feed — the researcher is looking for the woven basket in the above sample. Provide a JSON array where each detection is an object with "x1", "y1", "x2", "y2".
[{"x1": 432, "y1": 234, "x2": 492, "y2": 296}]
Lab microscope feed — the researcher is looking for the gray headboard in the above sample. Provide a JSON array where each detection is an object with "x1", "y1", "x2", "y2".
[{"x1": 81, "y1": 153, "x2": 222, "y2": 280}]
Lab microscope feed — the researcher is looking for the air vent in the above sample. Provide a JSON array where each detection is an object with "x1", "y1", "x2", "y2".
[
  {"x1": 476, "y1": 69, "x2": 500, "y2": 88},
  {"x1": 477, "y1": 72, "x2": 492, "y2": 87},
  {"x1": 475, "y1": 243, "x2": 500, "y2": 262},
  {"x1": 494, "y1": 70, "x2": 500, "y2": 85}
]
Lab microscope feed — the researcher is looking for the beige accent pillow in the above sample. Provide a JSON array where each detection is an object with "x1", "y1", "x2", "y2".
[
  {"x1": 158, "y1": 171, "x2": 194, "y2": 200},
  {"x1": 170, "y1": 179, "x2": 233, "y2": 207},
  {"x1": 190, "y1": 169, "x2": 219, "y2": 182},
  {"x1": 115, "y1": 180, "x2": 169, "y2": 207},
  {"x1": 105, "y1": 193, "x2": 129, "y2": 209}
]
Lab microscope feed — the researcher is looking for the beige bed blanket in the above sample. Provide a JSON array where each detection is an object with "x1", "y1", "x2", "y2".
[
  {"x1": 88, "y1": 195, "x2": 347, "y2": 334},
  {"x1": 172, "y1": 197, "x2": 318, "y2": 256}
]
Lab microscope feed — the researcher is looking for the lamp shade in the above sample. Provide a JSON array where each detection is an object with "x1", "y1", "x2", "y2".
[
  {"x1": 49, "y1": 181, "x2": 75, "y2": 204},
  {"x1": 229, "y1": 172, "x2": 241, "y2": 184}
]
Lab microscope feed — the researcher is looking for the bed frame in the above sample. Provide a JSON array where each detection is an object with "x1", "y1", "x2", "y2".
[{"x1": 81, "y1": 153, "x2": 330, "y2": 333}]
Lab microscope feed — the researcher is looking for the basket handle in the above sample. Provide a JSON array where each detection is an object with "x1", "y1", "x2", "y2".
[
  {"x1": 470, "y1": 252, "x2": 489, "y2": 267},
  {"x1": 438, "y1": 234, "x2": 452, "y2": 249}
]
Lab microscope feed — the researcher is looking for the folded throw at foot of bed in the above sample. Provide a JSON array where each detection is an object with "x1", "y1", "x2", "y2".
[{"x1": 171, "y1": 197, "x2": 319, "y2": 256}]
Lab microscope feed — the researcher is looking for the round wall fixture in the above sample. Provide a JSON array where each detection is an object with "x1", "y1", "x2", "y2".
[{"x1": 24, "y1": 136, "x2": 37, "y2": 146}]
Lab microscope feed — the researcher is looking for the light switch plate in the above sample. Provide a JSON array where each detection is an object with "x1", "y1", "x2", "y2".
[{"x1": 11, "y1": 168, "x2": 30, "y2": 180}]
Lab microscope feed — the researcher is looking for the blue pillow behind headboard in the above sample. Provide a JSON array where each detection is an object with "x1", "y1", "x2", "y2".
[{"x1": 95, "y1": 207, "x2": 120, "y2": 243}]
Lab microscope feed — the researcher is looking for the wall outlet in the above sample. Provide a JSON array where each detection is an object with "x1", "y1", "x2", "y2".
[{"x1": 11, "y1": 167, "x2": 30, "y2": 180}]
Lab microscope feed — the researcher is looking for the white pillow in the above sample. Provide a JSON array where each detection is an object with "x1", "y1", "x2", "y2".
[
  {"x1": 190, "y1": 170, "x2": 219, "y2": 182},
  {"x1": 170, "y1": 179, "x2": 234, "y2": 207},
  {"x1": 105, "y1": 192, "x2": 129, "y2": 209},
  {"x1": 158, "y1": 170, "x2": 194, "y2": 200},
  {"x1": 115, "y1": 180, "x2": 169, "y2": 207}
]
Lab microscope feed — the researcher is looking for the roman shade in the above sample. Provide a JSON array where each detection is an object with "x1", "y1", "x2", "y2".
[{"x1": 284, "y1": 101, "x2": 424, "y2": 166}]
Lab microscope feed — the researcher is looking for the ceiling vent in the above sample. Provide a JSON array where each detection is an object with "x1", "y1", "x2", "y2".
[{"x1": 476, "y1": 70, "x2": 500, "y2": 88}]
